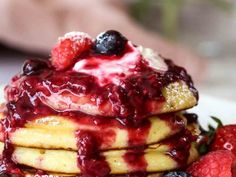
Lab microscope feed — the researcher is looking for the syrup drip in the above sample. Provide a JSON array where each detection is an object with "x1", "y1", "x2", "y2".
[
  {"x1": 0, "y1": 107, "x2": 24, "y2": 176},
  {"x1": 127, "y1": 120, "x2": 151, "y2": 147},
  {"x1": 76, "y1": 130, "x2": 111, "y2": 177},
  {"x1": 123, "y1": 147, "x2": 147, "y2": 172},
  {"x1": 164, "y1": 129, "x2": 197, "y2": 167}
]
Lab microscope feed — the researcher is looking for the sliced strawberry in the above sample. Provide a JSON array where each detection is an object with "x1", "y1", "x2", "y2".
[
  {"x1": 51, "y1": 32, "x2": 92, "y2": 70},
  {"x1": 187, "y1": 150, "x2": 236, "y2": 177},
  {"x1": 211, "y1": 124, "x2": 236, "y2": 155}
]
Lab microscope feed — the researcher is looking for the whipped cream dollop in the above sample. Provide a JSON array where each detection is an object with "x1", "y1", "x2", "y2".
[
  {"x1": 137, "y1": 46, "x2": 168, "y2": 71},
  {"x1": 73, "y1": 42, "x2": 168, "y2": 86}
]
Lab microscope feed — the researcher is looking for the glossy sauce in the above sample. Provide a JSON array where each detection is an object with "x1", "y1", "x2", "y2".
[
  {"x1": 123, "y1": 147, "x2": 147, "y2": 172},
  {"x1": 164, "y1": 129, "x2": 197, "y2": 167},
  {"x1": 0, "y1": 43, "x2": 198, "y2": 176},
  {"x1": 76, "y1": 130, "x2": 111, "y2": 177},
  {"x1": 5, "y1": 50, "x2": 197, "y2": 121}
]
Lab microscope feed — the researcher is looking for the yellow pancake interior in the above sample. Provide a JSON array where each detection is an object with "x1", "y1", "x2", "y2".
[
  {"x1": 160, "y1": 81, "x2": 197, "y2": 113},
  {"x1": 0, "y1": 141, "x2": 198, "y2": 174},
  {"x1": 0, "y1": 112, "x2": 187, "y2": 150}
]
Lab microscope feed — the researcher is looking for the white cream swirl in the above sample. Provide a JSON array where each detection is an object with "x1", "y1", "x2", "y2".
[{"x1": 73, "y1": 42, "x2": 168, "y2": 86}]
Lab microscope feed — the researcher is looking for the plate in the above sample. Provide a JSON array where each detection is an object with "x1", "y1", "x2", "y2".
[
  {"x1": 190, "y1": 94, "x2": 236, "y2": 128},
  {"x1": 0, "y1": 85, "x2": 235, "y2": 127}
]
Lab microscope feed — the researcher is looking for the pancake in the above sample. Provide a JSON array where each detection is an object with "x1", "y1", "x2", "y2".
[
  {"x1": 0, "y1": 31, "x2": 200, "y2": 176},
  {"x1": 0, "y1": 111, "x2": 199, "y2": 175},
  {"x1": 0, "y1": 104, "x2": 200, "y2": 176},
  {"x1": 41, "y1": 81, "x2": 197, "y2": 118},
  {"x1": 5, "y1": 40, "x2": 198, "y2": 120},
  {"x1": 0, "y1": 141, "x2": 198, "y2": 174},
  {"x1": 0, "y1": 111, "x2": 187, "y2": 150}
]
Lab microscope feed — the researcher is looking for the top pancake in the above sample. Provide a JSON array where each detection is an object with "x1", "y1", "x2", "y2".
[
  {"x1": 5, "y1": 63, "x2": 197, "y2": 121},
  {"x1": 4, "y1": 31, "x2": 198, "y2": 122}
]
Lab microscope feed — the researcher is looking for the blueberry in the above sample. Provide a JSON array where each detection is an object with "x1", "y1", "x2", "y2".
[
  {"x1": 22, "y1": 59, "x2": 48, "y2": 76},
  {"x1": 94, "y1": 30, "x2": 127, "y2": 55},
  {"x1": 163, "y1": 171, "x2": 192, "y2": 177}
]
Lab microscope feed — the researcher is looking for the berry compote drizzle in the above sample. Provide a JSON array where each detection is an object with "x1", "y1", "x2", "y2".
[{"x1": 0, "y1": 38, "x2": 198, "y2": 176}]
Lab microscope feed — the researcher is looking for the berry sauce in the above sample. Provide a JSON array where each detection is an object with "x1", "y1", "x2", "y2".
[
  {"x1": 5, "y1": 57, "x2": 198, "y2": 122},
  {"x1": 76, "y1": 130, "x2": 111, "y2": 177},
  {"x1": 123, "y1": 146, "x2": 147, "y2": 172},
  {"x1": 0, "y1": 102, "x2": 189, "y2": 176},
  {"x1": 0, "y1": 41, "x2": 198, "y2": 176},
  {"x1": 163, "y1": 129, "x2": 197, "y2": 167},
  {"x1": 122, "y1": 129, "x2": 195, "y2": 175},
  {"x1": 0, "y1": 108, "x2": 24, "y2": 176}
]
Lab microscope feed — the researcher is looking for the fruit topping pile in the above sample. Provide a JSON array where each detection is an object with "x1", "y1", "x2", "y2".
[{"x1": 51, "y1": 30, "x2": 128, "y2": 71}]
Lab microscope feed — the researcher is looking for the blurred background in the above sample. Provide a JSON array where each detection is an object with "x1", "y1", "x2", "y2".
[{"x1": 0, "y1": 0, "x2": 235, "y2": 101}]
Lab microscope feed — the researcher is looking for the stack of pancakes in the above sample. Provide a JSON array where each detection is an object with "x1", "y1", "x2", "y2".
[
  {"x1": 0, "y1": 31, "x2": 200, "y2": 177},
  {"x1": 0, "y1": 81, "x2": 199, "y2": 177}
]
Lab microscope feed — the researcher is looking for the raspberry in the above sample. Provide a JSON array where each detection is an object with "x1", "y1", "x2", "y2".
[
  {"x1": 187, "y1": 150, "x2": 236, "y2": 177},
  {"x1": 51, "y1": 32, "x2": 92, "y2": 70}
]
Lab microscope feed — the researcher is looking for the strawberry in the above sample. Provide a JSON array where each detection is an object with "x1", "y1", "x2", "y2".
[
  {"x1": 211, "y1": 124, "x2": 236, "y2": 154},
  {"x1": 187, "y1": 150, "x2": 236, "y2": 177},
  {"x1": 51, "y1": 32, "x2": 92, "y2": 70}
]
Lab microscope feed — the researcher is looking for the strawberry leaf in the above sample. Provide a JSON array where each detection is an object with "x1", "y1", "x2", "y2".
[{"x1": 198, "y1": 116, "x2": 223, "y2": 154}]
